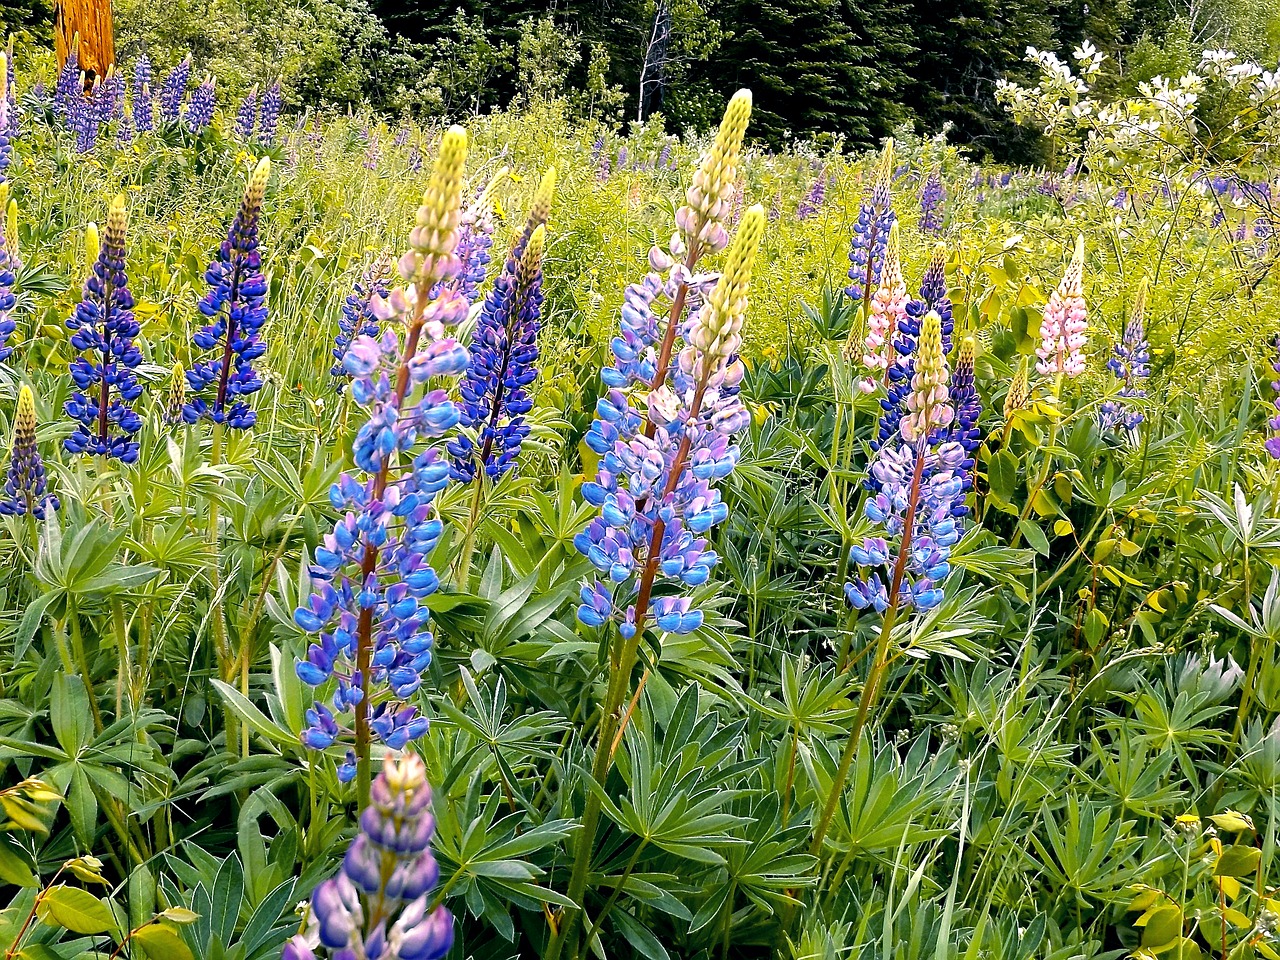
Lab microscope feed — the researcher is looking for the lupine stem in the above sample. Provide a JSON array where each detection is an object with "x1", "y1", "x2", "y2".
[
  {"x1": 811, "y1": 437, "x2": 926, "y2": 857},
  {"x1": 1010, "y1": 372, "x2": 1063, "y2": 550},
  {"x1": 548, "y1": 367, "x2": 713, "y2": 960}
]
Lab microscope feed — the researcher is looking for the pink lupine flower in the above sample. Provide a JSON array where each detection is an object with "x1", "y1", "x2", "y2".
[
  {"x1": 1036, "y1": 235, "x2": 1087, "y2": 378},
  {"x1": 860, "y1": 222, "x2": 908, "y2": 393}
]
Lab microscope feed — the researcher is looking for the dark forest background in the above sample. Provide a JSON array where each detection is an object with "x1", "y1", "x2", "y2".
[{"x1": 4, "y1": 0, "x2": 1280, "y2": 162}]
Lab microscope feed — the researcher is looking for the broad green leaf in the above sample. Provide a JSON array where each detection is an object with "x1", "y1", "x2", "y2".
[{"x1": 36, "y1": 884, "x2": 118, "y2": 935}]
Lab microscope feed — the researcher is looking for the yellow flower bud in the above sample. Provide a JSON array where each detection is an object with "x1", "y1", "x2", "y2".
[
  {"x1": 409, "y1": 125, "x2": 468, "y2": 282},
  {"x1": 84, "y1": 222, "x2": 100, "y2": 269},
  {"x1": 528, "y1": 166, "x2": 557, "y2": 230}
]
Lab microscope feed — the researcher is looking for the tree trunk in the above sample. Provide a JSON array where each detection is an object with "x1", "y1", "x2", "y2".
[{"x1": 54, "y1": 0, "x2": 115, "y2": 85}]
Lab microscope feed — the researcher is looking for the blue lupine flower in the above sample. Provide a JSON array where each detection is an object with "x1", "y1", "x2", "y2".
[
  {"x1": 332, "y1": 255, "x2": 392, "y2": 387},
  {"x1": 64, "y1": 198, "x2": 144, "y2": 463},
  {"x1": 0, "y1": 71, "x2": 13, "y2": 185},
  {"x1": 131, "y1": 56, "x2": 153, "y2": 133},
  {"x1": 294, "y1": 128, "x2": 472, "y2": 772},
  {"x1": 283, "y1": 753, "x2": 453, "y2": 960},
  {"x1": 258, "y1": 81, "x2": 281, "y2": 144},
  {"x1": 157, "y1": 57, "x2": 190, "y2": 125},
  {"x1": 104, "y1": 68, "x2": 125, "y2": 123},
  {"x1": 946, "y1": 337, "x2": 981, "y2": 511},
  {"x1": 236, "y1": 86, "x2": 257, "y2": 140},
  {"x1": 1267, "y1": 334, "x2": 1280, "y2": 461},
  {"x1": 846, "y1": 309, "x2": 970, "y2": 615},
  {"x1": 187, "y1": 76, "x2": 215, "y2": 131},
  {"x1": 1100, "y1": 279, "x2": 1151, "y2": 434},
  {"x1": 448, "y1": 171, "x2": 552, "y2": 482},
  {"x1": 0, "y1": 216, "x2": 17, "y2": 362},
  {"x1": 70, "y1": 83, "x2": 100, "y2": 153},
  {"x1": 573, "y1": 200, "x2": 765, "y2": 640},
  {"x1": 54, "y1": 46, "x2": 79, "y2": 120},
  {"x1": 1, "y1": 386, "x2": 58, "y2": 520},
  {"x1": 847, "y1": 141, "x2": 897, "y2": 303},
  {"x1": 919, "y1": 171, "x2": 944, "y2": 235},
  {"x1": 184, "y1": 159, "x2": 271, "y2": 430}
]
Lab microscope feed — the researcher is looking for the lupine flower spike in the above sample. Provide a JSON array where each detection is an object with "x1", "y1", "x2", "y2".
[
  {"x1": 131, "y1": 56, "x2": 153, "y2": 133},
  {"x1": 283, "y1": 753, "x2": 453, "y2": 960},
  {"x1": 157, "y1": 57, "x2": 190, "y2": 125},
  {"x1": 1, "y1": 386, "x2": 58, "y2": 519},
  {"x1": 187, "y1": 76, "x2": 215, "y2": 131},
  {"x1": 1036, "y1": 235, "x2": 1087, "y2": 378},
  {"x1": 1100, "y1": 277, "x2": 1150, "y2": 434},
  {"x1": 575, "y1": 204, "x2": 765, "y2": 640},
  {"x1": 184, "y1": 158, "x2": 271, "y2": 429},
  {"x1": 64, "y1": 197, "x2": 144, "y2": 463},
  {"x1": 859, "y1": 222, "x2": 907, "y2": 393},
  {"x1": 846, "y1": 139, "x2": 897, "y2": 307},
  {"x1": 0, "y1": 56, "x2": 12, "y2": 184},
  {"x1": 919, "y1": 170, "x2": 944, "y2": 235},
  {"x1": 439, "y1": 167, "x2": 508, "y2": 306},
  {"x1": 236, "y1": 85, "x2": 257, "y2": 140},
  {"x1": 450, "y1": 168, "x2": 555, "y2": 482},
  {"x1": 645, "y1": 90, "x2": 750, "y2": 397},
  {"x1": 1268, "y1": 332, "x2": 1280, "y2": 460},
  {"x1": 948, "y1": 337, "x2": 982, "y2": 507},
  {"x1": 0, "y1": 189, "x2": 15, "y2": 362},
  {"x1": 258, "y1": 82, "x2": 281, "y2": 144},
  {"x1": 847, "y1": 308, "x2": 965, "y2": 615},
  {"x1": 294, "y1": 127, "x2": 471, "y2": 794},
  {"x1": 163, "y1": 362, "x2": 186, "y2": 426}
]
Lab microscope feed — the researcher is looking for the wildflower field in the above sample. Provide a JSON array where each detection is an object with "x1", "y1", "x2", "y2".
[{"x1": 4, "y1": 28, "x2": 1280, "y2": 960}]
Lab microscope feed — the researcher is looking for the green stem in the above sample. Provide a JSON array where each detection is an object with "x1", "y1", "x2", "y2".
[
  {"x1": 1010, "y1": 373, "x2": 1063, "y2": 550},
  {"x1": 811, "y1": 437, "x2": 927, "y2": 857},
  {"x1": 454, "y1": 479, "x2": 485, "y2": 589},
  {"x1": 67, "y1": 598, "x2": 104, "y2": 734},
  {"x1": 208, "y1": 423, "x2": 236, "y2": 753}
]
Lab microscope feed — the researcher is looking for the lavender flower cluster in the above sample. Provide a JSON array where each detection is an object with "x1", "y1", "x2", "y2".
[
  {"x1": 285, "y1": 754, "x2": 453, "y2": 960},
  {"x1": 294, "y1": 128, "x2": 474, "y2": 777}
]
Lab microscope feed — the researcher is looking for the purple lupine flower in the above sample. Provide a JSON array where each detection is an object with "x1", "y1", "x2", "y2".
[
  {"x1": 0, "y1": 387, "x2": 58, "y2": 519},
  {"x1": 184, "y1": 159, "x2": 271, "y2": 429},
  {"x1": 1100, "y1": 280, "x2": 1150, "y2": 434},
  {"x1": 657, "y1": 140, "x2": 672, "y2": 169},
  {"x1": 1267, "y1": 333, "x2": 1280, "y2": 460},
  {"x1": 236, "y1": 86, "x2": 257, "y2": 140},
  {"x1": 846, "y1": 142, "x2": 897, "y2": 304},
  {"x1": 596, "y1": 151, "x2": 611, "y2": 181},
  {"x1": 64, "y1": 198, "x2": 144, "y2": 463},
  {"x1": 332, "y1": 255, "x2": 393, "y2": 387},
  {"x1": 590, "y1": 135, "x2": 605, "y2": 165},
  {"x1": 946, "y1": 337, "x2": 981, "y2": 509},
  {"x1": 54, "y1": 46, "x2": 79, "y2": 119},
  {"x1": 293, "y1": 129, "x2": 471, "y2": 779},
  {"x1": 797, "y1": 171, "x2": 826, "y2": 219},
  {"x1": 1112, "y1": 188, "x2": 1128, "y2": 211},
  {"x1": 259, "y1": 81, "x2": 281, "y2": 144},
  {"x1": 447, "y1": 180, "x2": 550, "y2": 482},
  {"x1": 363, "y1": 133, "x2": 380, "y2": 170},
  {"x1": 616, "y1": 146, "x2": 628, "y2": 169},
  {"x1": 187, "y1": 76, "x2": 215, "y2": 131},
  {"x1": 433, "y1": 175, "x2": 501, "y2": 306},
  {"x1": 132, "y1": 56, "x2": 154, "y2": 133},
  {"x1": 846, "y1": 309, "x2": 968, "y2": 615},
  {"x1": 408, "y1": 143, "x2": 422, "y2": 173},
  {"x1": 105, "y1": 68, "x2": 125, "y2": 122},
  {"x1": 919, "y1": 171, "x2": 944, "y2": 235},
  {"x1": 157, "y1": 57, "x2": 190, "y2": 124},
  {"x1": 0, "y1": 71, "x2": 13, "y2": 184},
  {"x1": 283, "y1": 754, "x2": 453, "y2": 960},
  {"x1": 0, "y1": 217, "x2": 15, "y2": 361},
  {"x1": 70, "y1": 83, "x2": 99, "y2": 153}
]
